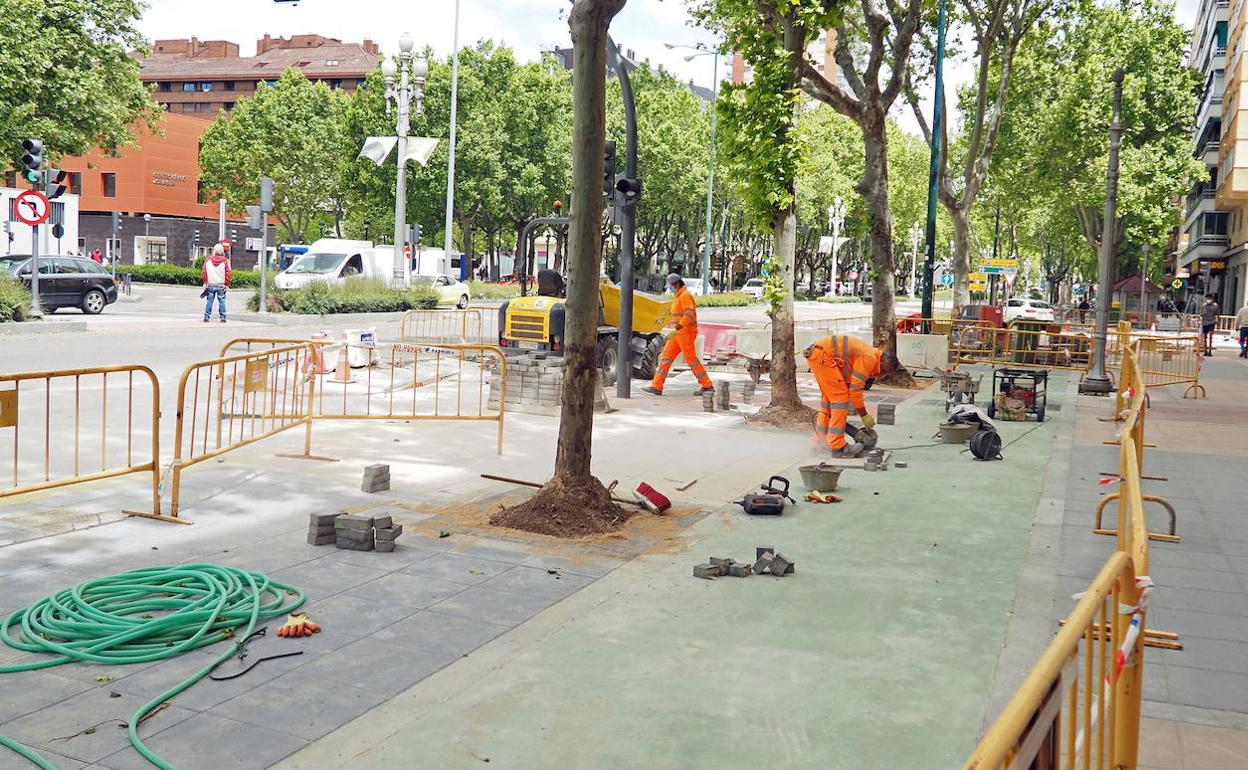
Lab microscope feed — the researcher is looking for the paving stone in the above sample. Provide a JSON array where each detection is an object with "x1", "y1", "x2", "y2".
[
  {"x1": 306, "y1": 532, "x2": 336, "y2": 546},
  {"x1": 335, "y1": 539, "x2": 374, "y2": 552},
  {"x1": 400, "y1": 552, "x2": 514, "y2": 586},
  {"x1": 375, "y1": 540, "x2": 396, "y2": 553},
  {"x1": 211, "y1": 540, "x2": 327, "y2": 575},
  {"x1": 293, "y1": 638, "x2": 449, "y2": 698},
  {"x1": 375, "y1": 525, "x2": 403, "y2": 541},
  {"x1": 98, "y1": 712, "x2": 307, "y2": 770},
  {"x1": 371, "y1": 515, "x2": 394, "y2": 530},
  {"x1": 521, "y1": 553, "x2": 627, "y2": 579},
  {"x1": 428, "y1": 584, "x2": 560, "y2": 626},
  {"x1": 450, "y1": 540, "x2": 534, "y2": 564},
  {"x1": 1157, "y1": 607, "x2": 1248, "y2": 642},
  {"x1": 0, "y1": 670, "x2": 94, "y2": 724},
  {"x1": 367, "y1": 609, "x2": 512, "y2": 658},
  {"x1": 268, "y1": 560, "x2": 389, "y2": 603},
  {"x1": 169, "y1": 641, "x2": 322, "y2": 712},
  {"x1": 1174, "y1": 720, "x2": 1248, "y2": 770},
  {"x1": 347, "y1": 571, "x2": 468, "y2": 609},
  {"x1": 319, "y1": 541, "x2": 440, "y2": 571},
  {"x1": 299, "y1": 592, "x2": 418, "y2": 643},
  {"x1": 1164, "y1": 664, "x2": 1248, "y2": 713},
  {"x1": 1146, "y1": 585, "x2": 1248, "y2": 616},
  {"x1": 334, "y1": 514, "x2": 374, "y2": 531},
  {"x1": 480, "y1": 565, "x2": 594, "y2": 600},
  {"x1": 308, "y1": 512, "x2": 341, "y2": 527},
  {"x1": 0, "y1": 687, "x2": 196, "y2": 764},
  {"x1": 208, "y1": 672, "x2": 387, "y2": 741}
]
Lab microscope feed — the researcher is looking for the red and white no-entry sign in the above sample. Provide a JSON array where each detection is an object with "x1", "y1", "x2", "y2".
[{"x1": 13, "y1": 190, "x2": 50, "y2": 226}]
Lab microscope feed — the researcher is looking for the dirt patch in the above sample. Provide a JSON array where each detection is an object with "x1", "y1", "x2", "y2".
[
  {"x1": 489, "y1": 474, "x2": 637, "y2": 538},
  {"x1": 745, "y1": 402, "x2": 818, "y2": 432}
]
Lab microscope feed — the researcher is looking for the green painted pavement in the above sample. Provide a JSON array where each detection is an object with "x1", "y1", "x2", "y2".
[{"x1": 279, "y1": 372, "x2": 1072, "y2": 770}]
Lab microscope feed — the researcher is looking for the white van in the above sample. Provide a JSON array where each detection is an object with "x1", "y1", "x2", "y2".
[{"x1": 274, "y1": 239, "x2": 409, "y2": 289}]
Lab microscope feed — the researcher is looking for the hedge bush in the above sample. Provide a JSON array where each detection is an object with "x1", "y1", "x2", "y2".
[
  {"x1": 117, "y1": 263, "x2": 261, "y2": 289},
  {"x1": 464, "y1": 280, "x2": 520, "y2": 299},
  {"x1": 247, "y1": 280, "x2": 439, "y2": 315},
  {"x1": 696, "y1": 292, "x2": 756, "y2": 307},
  {"x1": 817, "y1": 295, "x2": 865, "y2": 304},
  {"x1": 0, "y1": 278, "x2": 31, "y2": 322}
]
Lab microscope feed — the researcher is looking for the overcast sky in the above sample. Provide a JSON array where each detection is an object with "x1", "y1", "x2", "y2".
[{"x1": 139, "y1": 0, "x2": 1201, "y2": 135}]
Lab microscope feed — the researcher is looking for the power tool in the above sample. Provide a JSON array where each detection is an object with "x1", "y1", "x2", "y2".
[{"x1": 737, "y1": 476, "x2": 796, "y2": 516}]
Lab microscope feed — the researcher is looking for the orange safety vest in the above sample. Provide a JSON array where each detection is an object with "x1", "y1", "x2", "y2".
[
  {"x1": 807, "y1": 335, "x2": 883, "y2": 410},
  {"x1": 670, "y1": 286, "x2": 698, "y2": 332}
]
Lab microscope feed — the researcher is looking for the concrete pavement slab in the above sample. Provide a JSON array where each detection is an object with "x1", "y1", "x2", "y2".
[
  {"x1": 99, "y1": 712, "x2": 307, "y2": 770},
  {"x1": 366, "y1": 610, "x2": 511, "y2": 657},
  {"x1": 345, "y1": 571, "x2": 470, "y2": 609},
  {"x1": 208, "y1": 674, "x2": 388, "y2": 741}
]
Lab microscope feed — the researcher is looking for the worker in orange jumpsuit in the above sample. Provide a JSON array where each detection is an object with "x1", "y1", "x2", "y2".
[
  {"x1": 642, "y1": 274, "x2": 714, "y2": 396},
  {"x1": 804, "y1": 335, "x2": 902, "y2": 456}
]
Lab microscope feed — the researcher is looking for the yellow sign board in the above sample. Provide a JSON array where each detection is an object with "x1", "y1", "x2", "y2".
[
  {"x1": 243, "y1": 359, "x2": 268, "y2": 394},
  {"x1": 0, "y1": 389, "x2": 16, "y2": 429},
  {"x1": 969, "y1": 283, "x2": 988, "y2": 292},
  {"x1": 985, "y1": 258, "x2": 1019, "y2": 268},
  {"x1": 968, "y1": 272, "x2": 987, "y2": 282}
]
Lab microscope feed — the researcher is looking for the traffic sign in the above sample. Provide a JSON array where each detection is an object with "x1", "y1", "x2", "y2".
[
  {"x1": 13, "y1": 190, "x2": 50, "y2": 226},
  {"x1": 969, "y1": 283, "x2": 987, "y2": 292},
  {"x1": 1171, "y1": 278, "x2": 1183, "y2": 289},
  {"x1": 981, "y1": 266, "x2": 1017, "y2": 275},
  {"x1": 940, "y1": 273, "x2": 953, "y2": 286},
  {"x1": 968, "y1": 272, "x2": 987, "y2": 282},
  {"x1": 985, "y1": 258, "x2": 1018, "y2": 268}
]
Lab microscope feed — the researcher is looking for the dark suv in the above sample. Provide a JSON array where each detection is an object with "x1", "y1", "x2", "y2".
[{"x1": 0, "y1": 255, "x2": 119, "y2": 314}]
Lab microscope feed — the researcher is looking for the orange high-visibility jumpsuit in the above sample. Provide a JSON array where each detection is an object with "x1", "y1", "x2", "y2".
[
  {"x1": 805, "y1": 335, "x2": 883, "y2": 449},
  {"x1": 650, "y1": 285, "x2": 713, "y2": 392}
]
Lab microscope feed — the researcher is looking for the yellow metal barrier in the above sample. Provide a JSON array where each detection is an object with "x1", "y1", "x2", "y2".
[
  {"x1": 398, "y1": 308, "x2": 493, "y2": 344},
  {"x1": 1106, "y1": 322, "x2": 1205, "y2": 398},
  {"x1": 764, "y1": 314, "x2": 873, "y2": 335},
  {"x1": 950, "y1": 324, "x2": 1093, "y2": 373},
  {"x1": 311, "y1": 340, "x2": 507, "y2": 456},
  {"x1": 169, "y1": 343, "x2": 319, "y2": 518},
  {"x1": 0, "y1": 365, "x2": 164, "y2": 520},
  {"x1": 965, "y1": 344, "x2": 1154, "y2": 770}
]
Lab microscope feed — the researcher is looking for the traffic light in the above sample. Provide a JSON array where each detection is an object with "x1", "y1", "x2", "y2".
[
  {"x1": 111, "y1": 211, "x2": 122, "y2": 235},
  {"x1": 45, "y1": 170, "x2": 68, "y2": 200},
  {"x1": 20, "y1": 139, "x2": 43, "y2": 184},
  {"x1": 412, "y1": 223, "x2": 422, "y2": 245},
  {"x1": 602, "y1": 141, "x2": 617, "y2": 196},
  {"x1": 615, "y1": 176, "x2": 641, "y2": 206}
]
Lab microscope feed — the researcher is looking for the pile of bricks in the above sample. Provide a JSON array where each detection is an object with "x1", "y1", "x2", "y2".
[
  {"x1": 361, "y1": 464, "x2": 390, "y2": 494},
  {"x1": 693, "y1": 546, "x2": 795, "y2": 579},
  {"x1": 488, "y1": 353, "x2": 605, "y2": 417},
  {"x1": 306, "y1": 512, "x2": 404, "y2": 552}
]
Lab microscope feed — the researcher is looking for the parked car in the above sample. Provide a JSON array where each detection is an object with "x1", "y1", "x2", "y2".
[
  {"x1": 1004, "y1": 297, "x2": 1055, "y2": 323},
  {"x1": 741, "y1": 277, "x2": 766, "y2": 299},
  {"x1": 274, "y1": 239, "x2": 401, "y2": 290},
  {"x1": 0, "y1": 255, "x2": 119, "y2": 314},
  {"x1": 413, "y1": 274, "x2": 471, "y2": 308},
  {"x1": 682, "y1": 277, "x2": 712, "y2": 295}
]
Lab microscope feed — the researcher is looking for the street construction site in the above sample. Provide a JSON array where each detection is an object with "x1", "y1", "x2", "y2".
[{"x1": 2, "y1": 296, "x2": 1245, "y2": 769}]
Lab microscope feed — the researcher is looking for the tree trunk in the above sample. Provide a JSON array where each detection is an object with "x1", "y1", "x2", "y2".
[
  {"x1": 860, "y1": 111, "x2": 911, "y2": 386},
  {"x1": 951, "y1": 205, "x2": 972, "y2": 316},
  {"x1": 552, "y1": 0, "x2": 625, "y2": 484},
  {"x1": 768, "y1": 205, "x2": 804, "y2": 412}
]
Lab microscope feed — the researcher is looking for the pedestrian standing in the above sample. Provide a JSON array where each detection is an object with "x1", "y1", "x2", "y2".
[
  {"x1": 1236, "y1": 301, "x2": 1248, "y2": 358},
  {"x1": 642, "y1": 274, "x2": 714, "y2": 396},
  {"x1": 1078, "y1": 297, "x2": 1090, "y2": 324},
  {"x1": 1201, "y1": 293, "x2": 1220, "y2": 356},
  {"x1": 201, "y1": 243, "x2": 231, "y2": 323}
]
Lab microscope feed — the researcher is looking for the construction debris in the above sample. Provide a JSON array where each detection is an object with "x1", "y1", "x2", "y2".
[
  {"x1": 361, "y1": 464, "x2": 390, "y2": 494},
  {"x1": 306, "y1": 511, "x2": 404, "y2": 552},
  {"x1": 695, "y1": 547, "x2": 794, "y2": 580}
]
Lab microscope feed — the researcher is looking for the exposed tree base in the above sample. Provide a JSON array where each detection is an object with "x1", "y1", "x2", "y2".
[
  {"x1": 746, "y1": 401, "x2": 818, "y2": 431},
  {"x1": 878, "y1": 368, "x2": 919, "y2": 388},
  {"x1": 489, "y1": 473, "x2": 635, "y2": 538}
]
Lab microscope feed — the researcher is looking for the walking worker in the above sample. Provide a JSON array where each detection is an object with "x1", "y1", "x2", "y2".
[
  {"x1": 804, "y1": 335, "x2": 902, "y2": 456},
  {"x1": 1236, "y1": 301, "x2": 1248, "y2": 358},
  {"x1": 642, "y1": 274, "x2": 714, "y2": 396},
  {"x1": 1201, "y1": 293, "x2": 1221, "y2": 356},
  {"x1": 201, "y1": 243, "x2": 231, "y2": 323}
]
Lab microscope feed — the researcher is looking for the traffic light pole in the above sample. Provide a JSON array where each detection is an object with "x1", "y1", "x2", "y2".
[
  {"x1": 608, "y1": 38, "x2": 639, "y2": 399},
  {"x1": 28, "y1": 223, "x2": 41, "y2": 319}
]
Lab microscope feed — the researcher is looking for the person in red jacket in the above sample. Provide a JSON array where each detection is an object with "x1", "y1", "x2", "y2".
[{"x1": 202, "y1": 243, "x2": 232, "y2": 323}]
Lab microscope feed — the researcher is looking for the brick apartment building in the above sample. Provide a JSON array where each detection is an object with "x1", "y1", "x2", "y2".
[{"x1": 140, "y1": 34, "x2": 380, "y2": 119}]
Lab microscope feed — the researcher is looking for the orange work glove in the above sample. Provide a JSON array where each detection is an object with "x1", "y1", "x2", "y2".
[{"x1": 276, "y1": 612, "x2": 321, "y2": 638}]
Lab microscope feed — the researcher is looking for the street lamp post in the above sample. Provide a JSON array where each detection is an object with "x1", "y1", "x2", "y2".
[
  {"x1": 381, "y1": 35, "x2": 427, "y2": 287},
  {"x1": 665, "y1": 43, "x2": 720, "y2": 296},
  {"x1": 444, "y1": 0, "x2": 462, "y2": 278},
  {"x1": 1140, "y1": 242, "x2": 1150, "y2": 325},
  {"x1": 908, "y1": 221, "x2": 921, "y2": 299},
  {"x1": 827, "y1": 195, "x2": 845, "y2": 296},
  {"x1": 143, "y1": 214, "x2": 151, "y2": 263}
]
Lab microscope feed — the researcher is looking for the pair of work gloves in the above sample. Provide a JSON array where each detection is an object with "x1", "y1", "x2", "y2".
[{"x1": 276, "y1": 613, "x2": 321, "y2": 638}]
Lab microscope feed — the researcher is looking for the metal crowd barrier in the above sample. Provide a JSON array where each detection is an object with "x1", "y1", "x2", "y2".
[
  {"x1": 949, "y1": 323, "x2": 1093, "y2": 373},
  {"x1": 398, "y1": 308, "x2": 494, "y2": 344},
  {"x1": 1106, "y1": 322, "x2": 1205, "y2": 398},
  {"x1": 0, "y1": 365, "x2": 163, "y2": 520},
  {"x1": 168, "y1": 343, "x2": 318, "y2": 518},
  {"x1": 764, "y1": 314, "x2": 873, "y2": 335},
  {"x1": 965, "y1": 344, "x2": 1155, "y2": 770}
]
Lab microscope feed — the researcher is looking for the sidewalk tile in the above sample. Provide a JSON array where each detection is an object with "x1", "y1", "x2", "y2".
[
  {"x1": 1176, "y1": 720, "x2": 1248, "y2": 770},
  {"x1": 0, "y1": 671, "x2": 94, "y2": 723},
  {"x1": 297, "y1": 592, "x2": 420, "y2": 641},
  {"x1": 478, "y1": 565, "x2": 595, "y2": 600},
  {"x1": 1165, "y1": 665, "x2": 1248, "y2": 712},
  {"x1": 209, "y1": 673, "x2": 387, "y2": 741},
  {"x1": 399, "y1": 552, "x2": 514, "y2": 586},
  {"x1": 1146, "y1": 586, "x2": 1248, "y2": 616},
  {"x1": 346, "y1": 572, "x2": 469, "y2": 609},
  {"x1": 293, "y1": 638, "x2": 449, "y2": 698},
  {"x1": 268, "y1": 560, "x2": 389, "y2": 602},
  {"x1": 428, "y1": 584, "x2": 558, "y2": 626},
  {"x1": 367, "y1": 609, "x2": 511, "y2": 657},
  {"x1": 1137, "y1": 717, "x2": 1182, "y2": 769},
  {"x1": 99, "y1": 712, "x2": 306, "y2": 770},
  {"x1": 1160, "y1": 608, "x2": 1248, "y2": 642},
  {"x1": 1153, "y1": 566, "x2": 1241, "y2": 593}
]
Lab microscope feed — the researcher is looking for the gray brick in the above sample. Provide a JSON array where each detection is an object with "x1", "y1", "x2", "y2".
[
  {"x1": 364, "y1": 463, "x2": 389, "y2": 475},
  {"x1": 756, "y1": 546, "x2": 775, "y2": 561},
  {"x1": 375, "y1": 540, "x2": 396, "y2": 552},
  {"x1": 375, "y1": 525, "x2": 403, "y2": 541},
  {"x1": 728, "y1": 563, "x2": 753, "y2": 577},
  {"x1": 361, "y1": 482, "x2": 390, "y2": 493},
  {"x1": 307, "y1": 532, "x2": 337, "y2": 546},
  {"x1": 770, "y1": 554, "x2": 793, "y2": 576},
  {"x1": 336, "y1": 539, "x2": 375, "y2": 551},
  {"x1": 693, "y1": 563, "x2": 721, "y2": 579},
  {"x1": 372, "y1": 514, "x2": 394, "y2": 529},
  {"x1": 309, "y1": 512, "x2": 342, "y2": 527},
  {"x1": 709, "y1": 556, "x2": 735, "y2": 569},
  {"x1": 753, "y1": 555, "x2": 774, "y2": 575},
  {"x1": 308, "y1": 524, "x2": 337, "y2": 536},
  {"x1": 335, "y1": 514, "x2": 374, "y2": 531}
]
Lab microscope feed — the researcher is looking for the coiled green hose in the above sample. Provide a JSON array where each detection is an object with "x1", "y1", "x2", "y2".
[{"x1": 0, "y1": 564, "x2": 305, "y2": 769}]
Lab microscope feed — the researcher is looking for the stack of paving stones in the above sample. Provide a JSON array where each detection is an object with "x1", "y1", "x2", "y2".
[
  {"x1": 306, "y1": 512, "x2": 340, "y2": 546},
  {"x1": 361, "y1": 464, "x2": 390, "y2": 494},
  {"x1": 306, "y1": 512, "x2": 405, "y2": 552},
  {"x1": 335, "y1": 514, "x2": 376, "y2": 551},
  {"x1": 693, "y1": 546, "x2": 794, "y2": 579},
  {"x1": 488, "y1": 353, "x2": 604, "y2": 417}
]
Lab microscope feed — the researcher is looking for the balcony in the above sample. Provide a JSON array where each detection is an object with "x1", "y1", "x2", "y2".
[
  {"x1": 1186, "y1": 187, "x2": 1217, "y2": 220},
  {"x1": 1180, "y1": 233, "x2": 1229, "y2": 268}
]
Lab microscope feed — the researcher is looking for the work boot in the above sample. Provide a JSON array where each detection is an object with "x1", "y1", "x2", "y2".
[
  {"x1": 837, "y1": 442, "x2": 865, "y2": 458},
  {"x1": 641, "y1": 386, "x2": 663, "y2": 396},
  {"x1": 691, "y1": 386, "x2": 715, "y2": 396}
]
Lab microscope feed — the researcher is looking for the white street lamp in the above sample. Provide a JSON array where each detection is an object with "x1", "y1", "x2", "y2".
[
  {"x1": 908, "y1": 221, "x2": 922, "y2": 299},
  {"x1": 444, "y1": 0, "x2": 462, "y2": 278},
  {"x1": 667, "y1": 41, "x2": 720, "y2": 296},
  {"x1": 382, "y1": 36, "x2": 427, "y2": 286},
  {"x1": 827, "y1": 196, "x2": 845, "y2": 295}
]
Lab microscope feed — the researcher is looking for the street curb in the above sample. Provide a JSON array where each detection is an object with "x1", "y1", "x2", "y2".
[{"x1": 0, "y1": 320, "x2": 90, "y2": 335}]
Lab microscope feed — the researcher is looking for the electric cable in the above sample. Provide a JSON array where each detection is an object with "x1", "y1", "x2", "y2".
[{"x1": 0, "y1": 564, "x2": 305, "y2": 770}]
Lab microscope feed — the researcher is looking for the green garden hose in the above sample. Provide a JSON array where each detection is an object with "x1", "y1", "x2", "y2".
[{"x1": 0, "y1": 564, "x2": 305, "y2": 769}]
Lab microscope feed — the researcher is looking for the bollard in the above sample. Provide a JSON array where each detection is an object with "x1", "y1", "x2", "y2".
[
  {"x1": 716, "y1": 380, "x2": 731, "y2": 410},
  {"x1": 702, "y1": 390, "x2": 715, "y2": 412},
  {"x1": 743, "y1": 382, "x2": 755, "y2": 404}
]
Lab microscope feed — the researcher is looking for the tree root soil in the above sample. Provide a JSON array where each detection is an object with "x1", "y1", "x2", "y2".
[
  {"x1": 489, "y1": 474, "x2": 637, "y2": 538},
  {"x1": 745, "y1": 402, "x2": 818, "y2": 432}
]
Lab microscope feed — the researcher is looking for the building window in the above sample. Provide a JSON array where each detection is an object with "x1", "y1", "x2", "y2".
[
  {"x1": 224, "y1": 81, "x2": 235, "y2": 91},
  {"x1": 1217, "y1": 21, "x2": 1228, "y2": 49},
  {"x1": 199, "y1": 102, "x2": 215, "y2": 112},
  {"x1": 159, "y1": 82, "x2": 172, "y2": 92},
  {"x1": 182, "y1": 82, "x2": 196, "y2": 92},
  {"x1": 224, "y1": 101, "x2": 235, "y2": 111},
  {"x1": 200, "y1": 82, "x2": 213, "y2": 91},
  {"x1": 325, "y1": 59, "x2": 340, "y2": 67},
  {"x1": 102, "y1": 172, "x2": 116, "y2": 198},
  {"x1": 197, "y1": 180, "x2": 207, "y2": 204},
  {"x1": 69, "y1": 172, "x2": 82, "y2": 195},
  {"x1": 330, "y1": 78, "x2": 343, "y2": 89}
]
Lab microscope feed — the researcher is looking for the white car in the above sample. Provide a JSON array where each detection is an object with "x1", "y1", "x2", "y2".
[
  {"x1": 682, "y1": 277, "x2": 709, "y2": 294},
  {"x1": 1004, "y1": 297, "x2": 1055, "y2": 323},
  {"x1": 413, "y1": 274, "x2": 471, "y2": 309},
  {"x1": 741, "y1": 278, "x2": 766, "y2": 298}
]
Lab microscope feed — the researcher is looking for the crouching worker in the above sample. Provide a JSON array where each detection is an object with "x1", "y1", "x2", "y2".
[{"x1": 804, "y1": 336, "x2": 902, "y2": 457}]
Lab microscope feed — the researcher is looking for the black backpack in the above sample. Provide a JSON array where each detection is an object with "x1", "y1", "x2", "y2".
[{"x1": 970, "y1": 427, "x2": 1003, "y2": 461}]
